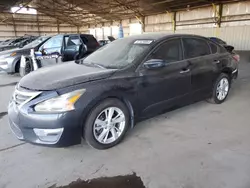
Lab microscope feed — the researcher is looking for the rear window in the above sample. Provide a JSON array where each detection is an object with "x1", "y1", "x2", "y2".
[{"x1": 219, "y1": 45, "x2": 227, "y2": 53}]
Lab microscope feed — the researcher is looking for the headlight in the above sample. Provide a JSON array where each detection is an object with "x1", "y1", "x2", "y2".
[{"x1": 34, "y1": 89, "x2": 86, "y2": 113}]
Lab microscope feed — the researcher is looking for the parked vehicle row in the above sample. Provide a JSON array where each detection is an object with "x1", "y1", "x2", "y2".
[
  {"x1": 0, "y1": 36, "x2": 50, "y2": 74},
  {"x1": 0, "y1": 34, "x2": 100, "y2": 75},
  {"x1": 8, "y1": 33, "x2": 239, "y2": 149},
  {"x1": 19, "y1": 34, "x2": 100, "y2": 76},
  {"x1": 0, "y1": 35, "x2": 38, "y2": 52}
]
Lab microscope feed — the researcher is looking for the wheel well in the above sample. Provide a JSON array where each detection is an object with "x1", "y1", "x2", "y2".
[
  {"x1": 81, "y1": 96, "x2": 135, "y2": 134},
  {"x1": 14, "y1": 60, "x2": 20, "y2": 73},
  {"x1": 111, "y1": 96, "x2": 135, "y2": 129},
  {"x1": 222, "y1": 68, "x2": 232, "y2": 77}
]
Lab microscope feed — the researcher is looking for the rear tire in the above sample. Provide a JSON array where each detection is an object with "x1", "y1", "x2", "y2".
[
  {"x1": 207, "y1": 73, "x2": 230, "y2": 104},
  {"x1": 84, "y1": 98, "x2": 130, "y2": 150}
]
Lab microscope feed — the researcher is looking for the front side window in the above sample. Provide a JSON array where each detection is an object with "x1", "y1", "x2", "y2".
[
  {"x1": 42, "y1": 35, "x2": 63, "y2": 49},
  {"x1": 183, "y1": 38, "x2": 210, "y2": 59},
  {"x1": 150, "y1": 39, "x2": 182, "y2": 63}
]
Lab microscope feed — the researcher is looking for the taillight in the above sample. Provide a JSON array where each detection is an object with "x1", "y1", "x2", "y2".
[{"x1": 232, "y1": 54, "x2": 240, "y2": 62}]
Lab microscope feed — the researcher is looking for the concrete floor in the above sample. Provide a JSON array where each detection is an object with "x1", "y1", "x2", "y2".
[{"x1": 0, "y1": 56, "x2": 250, "y2": 188}]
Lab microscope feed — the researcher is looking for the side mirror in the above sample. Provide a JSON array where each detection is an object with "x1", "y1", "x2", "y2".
[
  {"x1": 143, "y1": 59, "x2": 165, "y2": 69},
  {"x1": 224, "y1": 45, "x2": 234, "y2": 53}
]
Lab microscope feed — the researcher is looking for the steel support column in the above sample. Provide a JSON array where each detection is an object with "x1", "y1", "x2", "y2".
[{"x1": 12, "y1": 15, "x2": 17, "y2": 37}]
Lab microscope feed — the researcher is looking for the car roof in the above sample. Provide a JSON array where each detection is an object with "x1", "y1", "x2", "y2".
[
  {"x1": 54, "y1": 34, "x2": 94, "y2": 37},
  {"x1": 117, "y1": 33, "x2": 209, "y2": 43}
]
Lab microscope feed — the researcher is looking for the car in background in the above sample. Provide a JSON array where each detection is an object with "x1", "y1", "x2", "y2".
[
  {"x1": 19, "y1": 34, "x2": 99, "y2": 76},
  {"x1": 98, "y1": 36, "x2": 116, "y2": 46},
  {"x1": 0, "y1": 36, "x2": 51, "y2": 74},
  {"x1": 0, "y1": 36, "x2": 38, "y2": 52},
  {"x1": 8, "y1": 34, "x2": 238, "y2": 149},
  {"x1": 98, "y1": 40, "x2": 110, "y2": 46},
  {"x1": 0, "y1": 39, "x2": 15, "y2": 47}
]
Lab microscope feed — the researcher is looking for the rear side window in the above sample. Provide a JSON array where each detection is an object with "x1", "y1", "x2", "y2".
[
  {"x1": 183, "y1": 38, "x2": 210, "y2": 59},
  {"x1": 151, "y1": 39, "x2": 182, "y2": 63},
  {"x1": 209, "y1": 42, "x2": 218, "y2": 54}
]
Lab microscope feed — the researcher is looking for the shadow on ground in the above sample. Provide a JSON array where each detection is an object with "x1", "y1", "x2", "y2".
[{"x1": 48, "y1": 174, "x2": 145, "y2": 188}]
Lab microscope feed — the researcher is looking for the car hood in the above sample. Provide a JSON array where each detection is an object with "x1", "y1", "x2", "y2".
[
  {"x1": 0, "y1": 47, "x2": 30, "y2": 56},
  {"x1": 19, "y1": 62, "x2": 117, "y2": 91}
]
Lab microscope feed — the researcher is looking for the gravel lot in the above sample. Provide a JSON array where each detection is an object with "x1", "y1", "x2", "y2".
[{"x1": 0, "y1": 54, "x2": 250, "y2": 188}]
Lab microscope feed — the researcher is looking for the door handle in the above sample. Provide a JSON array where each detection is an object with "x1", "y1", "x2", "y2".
[
  {"x1": 180, "y1": 69, "x2": 190, "y2": 74},
  {"x1": 214, "y1": 60, "x2": 220, "y2": 64}
]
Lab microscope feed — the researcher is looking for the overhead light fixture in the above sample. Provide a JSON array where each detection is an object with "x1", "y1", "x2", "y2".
[
  {"x1": 187, "y1": 5, "x2": 190, "y2": 11},
  {"x1": 11, "y1": 6, "x2": 37, "y2": 14}
]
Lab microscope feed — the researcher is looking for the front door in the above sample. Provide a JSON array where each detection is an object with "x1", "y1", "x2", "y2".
[
  {"x1": 38, "y1": 35, "x2": 63, "y2": 67},
  {"x1": 137, "y1": 38, "x2": 191, "y2": 117}
]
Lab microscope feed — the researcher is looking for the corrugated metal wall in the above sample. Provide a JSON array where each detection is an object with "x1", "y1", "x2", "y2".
[{"x1": 90, "y1": 1, "x2": 250, "y2": 50}]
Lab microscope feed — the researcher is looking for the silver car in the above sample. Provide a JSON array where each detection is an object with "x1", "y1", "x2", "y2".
[{"x1": 0, "y1": 36, "x2": 50, "y2": 74}]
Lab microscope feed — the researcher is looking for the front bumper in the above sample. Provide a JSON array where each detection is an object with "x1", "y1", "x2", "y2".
[
  {"x1": 0, "y1": 56, "x2": 16, "y2": 73},
  {"x1": 8, "y1": 101, "x2": 82, "y2": 147}
]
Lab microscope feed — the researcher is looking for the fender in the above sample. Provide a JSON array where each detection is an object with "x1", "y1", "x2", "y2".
[{"x1": 11, "y1": 56, "x2": 22, "y2": 73}]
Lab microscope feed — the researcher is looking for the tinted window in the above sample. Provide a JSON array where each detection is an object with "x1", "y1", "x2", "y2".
[
  {"x1": 42, "y1": 35, "x2": 63, "y2": 49},
  {"x1": 151, "y1": 39, "x2": 182, "y2": 62},
  {"x1": 81, "y1": 35, "x2": 96, "y2": 44},
  {"x1": 219, "y1": 45, "x2": 227, "y2": 53},
  {"x1": 209, "y1": 42, "x2": 218, "y2": 54},
  {"x1": 183, "y1": 38, "x2": 210, "y2": 59}
]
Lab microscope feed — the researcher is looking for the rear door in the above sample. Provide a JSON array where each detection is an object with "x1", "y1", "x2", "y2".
[{"x1": 182, "y1": 37, "x2": 224, "y2": 99}]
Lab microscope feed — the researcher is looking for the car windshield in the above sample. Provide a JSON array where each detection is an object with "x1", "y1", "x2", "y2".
[
  {"x1": 23, "y1": 36, "x2": 50, "y2": 48},
  {"x1": 81, "y1": 38, "x2": 152, "y2": 69}
]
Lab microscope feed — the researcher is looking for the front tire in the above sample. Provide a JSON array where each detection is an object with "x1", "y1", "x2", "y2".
[
  {"x1": 84, "y1": 98, "x2": 130, "y2": 149},
  {"x1": 207, "y1": 73, "x2": 230, "y2": 104},
  {"x1": 19, "y1": 58, "x2": 33, "y2": 77}
]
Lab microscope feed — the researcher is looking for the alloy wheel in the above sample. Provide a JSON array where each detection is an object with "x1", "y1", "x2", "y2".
[
  {"x1": 216, "y1": 78, "x2": 229, "y2": 101},
  {"x1": 93, "y1": 107, "x2": 126, "y2": 144}
]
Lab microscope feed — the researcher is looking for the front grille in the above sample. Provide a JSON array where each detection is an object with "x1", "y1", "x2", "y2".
[
  {"x1": 13, "y1": 88, "x2": 41, "y2": 107},
  {"x1": 9, "y1": 120, "x2": 23, "y2": 139}
]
